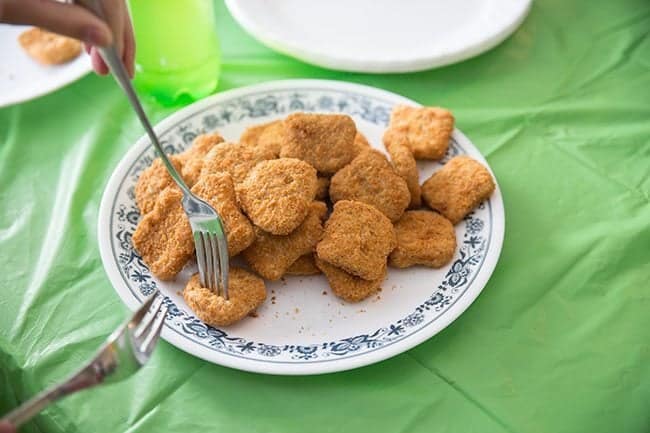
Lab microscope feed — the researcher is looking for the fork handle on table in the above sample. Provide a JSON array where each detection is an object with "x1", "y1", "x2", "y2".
[
  {"x1": 75, "y1": 0, "x2": 192, "y2": 197},
  {"x1": 3, "y1": 361, "x2": 104, "y2": 427}
]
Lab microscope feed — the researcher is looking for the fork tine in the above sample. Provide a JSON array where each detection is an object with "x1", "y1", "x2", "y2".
[
  {"x1": 209, "y1": 234, "x2": 220, "y2": 295},
  {"x1": 194, "y1": 232, "x2": 208, "y2": 288},
  {"x1": 139, "y1": 305, "x2": 168, "y2": 355},
  {"x1": 215, "y1": 234, "x2": 229, "y2": 299},
  {"x1": 133, "y1": 295, "x2": 164, "y2": 339},
  {"x1": 129, "y1": 292, "x2": 158, "y2": 325},
  {"x1": 203, "y1": 232, "x2": 216, "y2": 291}
]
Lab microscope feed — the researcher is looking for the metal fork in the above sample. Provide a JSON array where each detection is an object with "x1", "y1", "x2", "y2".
[
  {"x1": 1, "y1": 293, "x2": 167, "y2": 427},
  {"x1": 75, "y1": 0, "x2": 229, "y2": 297}
]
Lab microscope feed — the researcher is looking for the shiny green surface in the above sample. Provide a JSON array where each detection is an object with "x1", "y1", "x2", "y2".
[{"x1": 1, "y1": 1, "x2": 649, "y2": 432}]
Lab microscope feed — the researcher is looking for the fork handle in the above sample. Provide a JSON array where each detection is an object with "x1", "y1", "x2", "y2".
[
  {"x1": 75, "y1": 0, "x2": 192, "y2": 197},
  {"x1": 2, "y1": 364, "x2": 101, "y2": 427}
]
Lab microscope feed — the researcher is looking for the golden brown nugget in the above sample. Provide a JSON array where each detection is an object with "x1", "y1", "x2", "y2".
[
  {"x1": 389, "y1": 211, "x2": 456, "y2": 268},
  {"x1": 201, "y1": 142, "x2": 275, "y2": 184},
  {"x1": 384, "y1": 105, "x2": 454, "y2": 160},
  {"x1": 280, "y1": 113, "x2": 357, "y2": 174},
  {"x1": 385, "y1": 140, "x2": 421, "y2": 208},
  {"x1": 285, "y1": 254, "x2": 321, "y2": 276},
  {"x1": 243, "y1": 202, "x2": 327, "y2": 280},
  {"x1": 18, "y1": 28, "x2": 81, "y2": 65},
  {"x1": 240, "y1": 122, "x2": 272, "y2": 146},
  {"x1": 240, "y1": 120, "x2": 285, "y2": 157},
  {"x1": 183, "y1": 268, "x2": 266, "y2": 327},
  {"x1": 191, "y1": 173, "x2": 255, "y2": 256},
  {"x1": 238, "y1": 158, "x2": 318, "y2": 235},
  {"x1": 315, "y1": 258, "x2": 385, "y2": 302},
  {"x1": 315, "y1": 176, "x2": 330, "y2": 201},
  {"x1": 132, "y1": 188, "x2": 193, "y2": 281},
  {"x1": 179, "y1": 133, "x2": 224, "y2": 187},
  {"x1": 329, "y1": 150, "x2": 410, "y2": 222},
  {"x1": 316, "y1": 200, "x2": 396, "y2": 281},
  {"x1": 135, "y1": 155, "x2": 184, "y2": 215},
  {"x1": 353, "y1": 132, "x2": 372, "y2": 156},
  {"x1": 421, "y1": 156, "x2": 495, "y2": 224}
]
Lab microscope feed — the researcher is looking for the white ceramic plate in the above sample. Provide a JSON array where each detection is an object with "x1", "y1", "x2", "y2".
[
  {"x1": 0, "y1": 25, "x2": 91, "y2": 108},
  {"x1": 225, "y1": 0, "x2": 531, "y2": 73},
  {"x1": 98, "y1": 79, "x2": 505, "y2": 375}
]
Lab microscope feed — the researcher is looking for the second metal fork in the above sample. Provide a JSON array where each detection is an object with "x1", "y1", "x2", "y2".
[
  {"x1": 75, "y1": 0, "x2": 229, "y2": 297},
  {"x1": 2, "y1": 293, "x2": 167, "y2": 427}
]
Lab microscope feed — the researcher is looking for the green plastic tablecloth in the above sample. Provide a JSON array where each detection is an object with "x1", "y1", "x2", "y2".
[{"x1": 1, "y1": 1, "x2": 649, "y2": 432}]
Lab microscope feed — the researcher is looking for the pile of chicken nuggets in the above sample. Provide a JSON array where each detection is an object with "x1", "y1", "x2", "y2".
[{"x1": 132, "y1": 106, "x2": 496, "y2": 326}]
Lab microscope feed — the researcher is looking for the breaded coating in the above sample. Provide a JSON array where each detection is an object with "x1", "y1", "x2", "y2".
[
  {"x1": 384, "y1": 105, "x2": 454, "y2": 160},
  {"x1": 243, "y1": 202, "x2": 327, "y2": 280},
  {"x1": 191, "y1": 173, "x2": 255, "y2": 256},
  {"x1": 353, "y1": 132, "x2": 372, "y2": 156},
  {"x1": 316, "y1": 200, "x2": 396, "y2": 281},
  {"x1": 421, "y1": 156, "x2": 495, "y2": 224},
  {"x1": 389, "y1": 211, "x2": 456, "y2": 268},
  {"x1": 329, "y1": 150, "x2": 410, "y2": 222},
  {"x1": 183, "y1": 268, "x2": 266, "y2": 326},
  {"x1": 135, "y1": 155, "x2": 184, "y2": 215},
  {"x1": 385, "y1": 140, "x2": 421, "y2": 208},
  {"x1": 132, "y1": 187, "x2": 193, "y2": 281},
  {"x1": 240, "y1": 120, "x2": 285, "y2": 158},
  {"x1": 240, "y1": 121, "x2": 272, "y2": 146},
  {"x1": 285, "y1": 253, "x2": 321, "y2": 276},
  {"x1": 315, "y1": 176, "x2": 330, "y2": 201},
  {"x1": 280, "y1": 113, "x2": 357, "y2": 174},
  {"x1": 238, "y1": 158, "x2": 318, "y2": 235},
  {"x1": 19, "y1": 28, "x2": 81, "y2": 65},
  {"x1": 201, "y1": 142, "x2": 274, "y2": 184},
  {"x1": 179, "y1": 133, "x2": 224, "y2": 187},
  {"x1": 315, "y1": 258, "x2": 385, "y2": 302}
]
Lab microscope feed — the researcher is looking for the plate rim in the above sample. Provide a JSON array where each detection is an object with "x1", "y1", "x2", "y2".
[
  {"x1": 98, "y1": 79, "x2": 505, "y2": 375},
  {"x1": 224, "y1": 0, "x2": 532, "y2": 73}
]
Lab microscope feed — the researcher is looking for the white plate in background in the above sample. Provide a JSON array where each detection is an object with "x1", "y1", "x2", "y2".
[
  {"x1": 225, "y1": 0, "x2": 532, "y2": 73},
  {"x1": 0, "y1": 24, "x2": 91, "y2": 108}
]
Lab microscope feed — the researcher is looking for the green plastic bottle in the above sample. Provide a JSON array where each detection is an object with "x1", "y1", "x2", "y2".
[{"x1": 127, "y1": 0, "x2": 221, "y2": 105}]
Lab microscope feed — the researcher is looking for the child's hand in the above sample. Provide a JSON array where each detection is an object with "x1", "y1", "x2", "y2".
[{"x1": 0, "y1": 0, "x2": 135, "y2": 77}]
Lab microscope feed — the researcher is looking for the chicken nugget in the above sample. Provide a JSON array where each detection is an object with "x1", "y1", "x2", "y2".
[
  {"x1": 384, "y1": 105, "x2": 454, "y2": 160},
  {"x1": 353, "y1": 132, "x2": 372, "y2": 156},
  {"x1": 191, "y1": 173, "x2": 255, "y2": 256},
  {"x1": 135, "y1": 155, "x2": 184, "y2": 215},
  {"x1": 183, "y1": 268, "x2": 266, "y2": 327},
  {"x1": 389, "y1": 211, "x2": 456, "y2": 268},
  {"x1": 315, "y1": 258, "x2": 385, "y2": 302},
  {"x1": 243, "y1": 202, "x2": 327, "y2": 280},
  {"x1": 179, "y1": 133, "x2": 225, "y2": 187},
  {"x1": 385, "y1": 140, "x2": 421, "y2": 208},
  {"x1": 238, "y1": 158, "x2": 318, "y2": 235},
  {"x1": 132, "y1": 187, "x2": 193, "y2": 281},
  {"x1": 329, "y1": 149, "x2": 410, "y2": 222},
  {"x1": 315, "y1": 176, "x2": 330, "y2": 201},
  {"x1": 280, "y1": 113, "x2": 357, "y2": 174},
  {"x1": 285, "y1": 253, "x2": 321, "y2": 276},
  {"x1": 421, "y1": 156, "x2": 495, "y2": 224},
  {"x1": 240, "y1": 120, "x2": 285, "y2": 158},
  {"x1": 19, "y1": 28, "x2": 81, "y2": 65},
  {"x1": 201, "y1": 142, "x2": 274, "y2": 184},
  {"x1": 316, "y1": 200, "x2": 396, "y2": 281}
]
